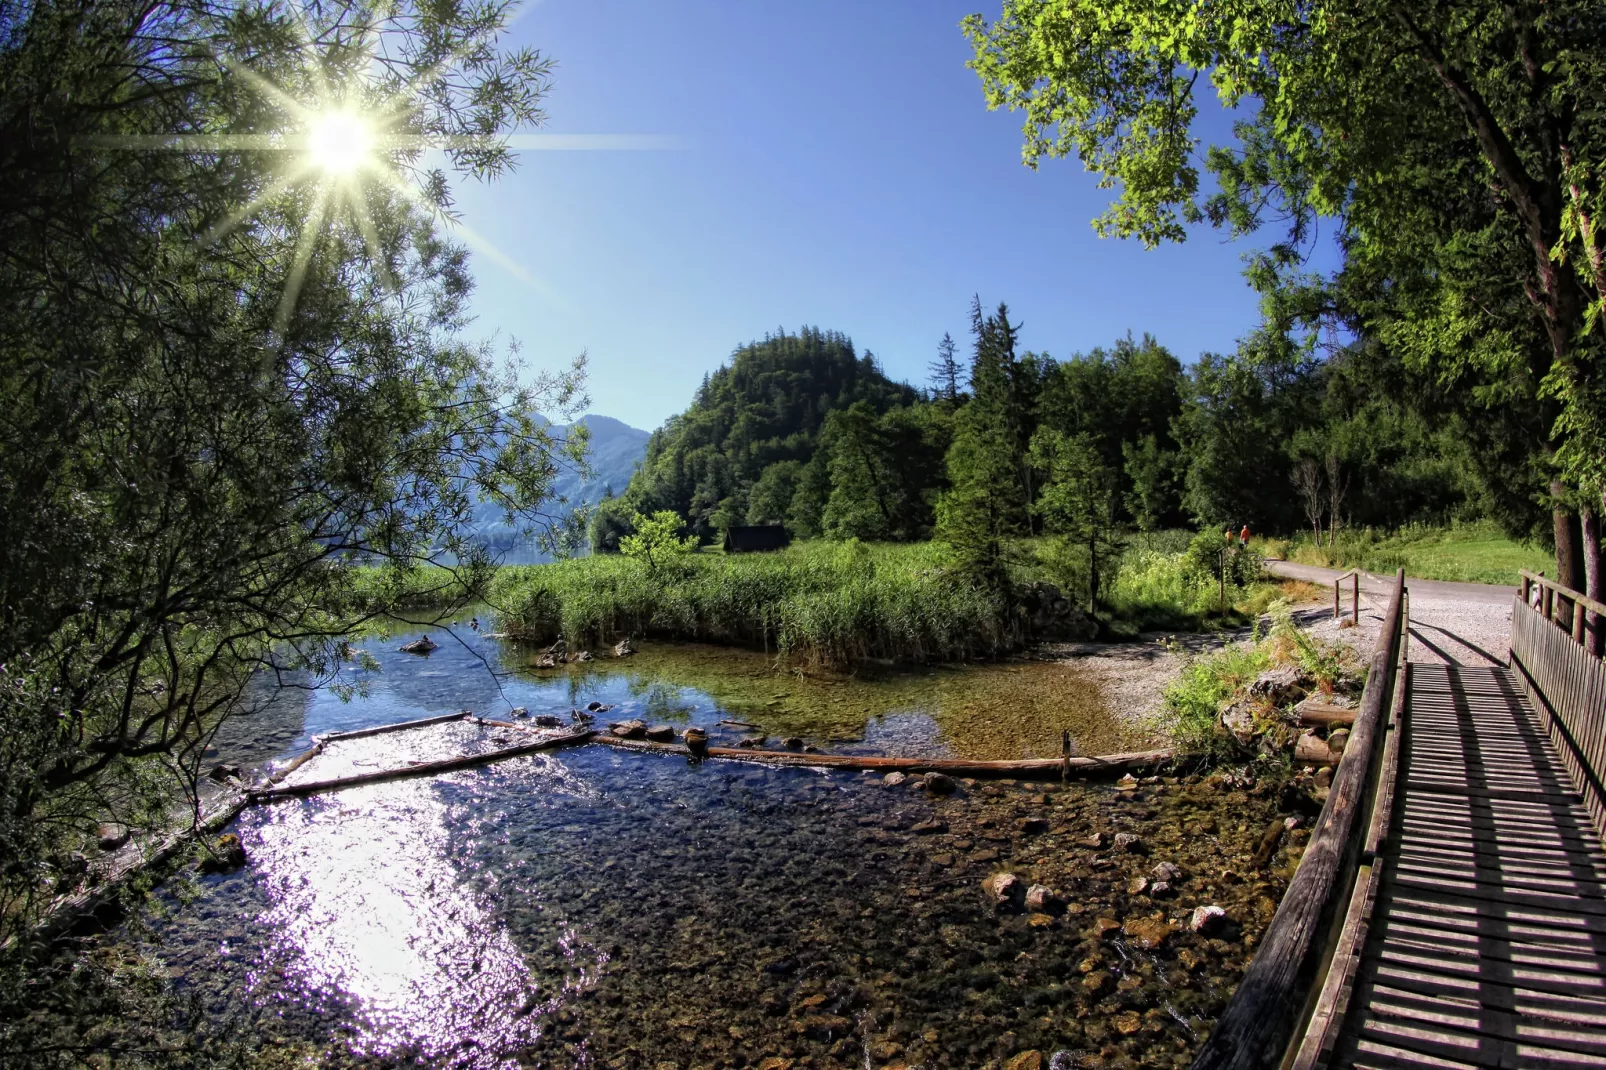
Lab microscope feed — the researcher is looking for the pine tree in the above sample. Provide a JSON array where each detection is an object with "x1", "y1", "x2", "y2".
[{"x1": 928, "y1": 332, "x2": 961, "y2": 403}]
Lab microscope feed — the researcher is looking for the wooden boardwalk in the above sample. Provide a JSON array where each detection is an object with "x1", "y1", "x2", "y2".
[{"x1": 1334, "y1": 663, "x2": 1606, "y2": 1068}]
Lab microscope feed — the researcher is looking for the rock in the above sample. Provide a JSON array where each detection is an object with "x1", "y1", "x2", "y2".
[
  {"x1": 609, "y1": 719, "x2": 648, "y2": 739},
  {"x1": 883, "y1": 772, "x2": 908, "y2": 787},
  {"x1": 911, "y1": 819, "x2": 948, "y2": 835},
  {"x1": 1295, "y1": 730, "x2": 1338, "y2": 765},
  {"x1": 1080, "y1": 970, "x2": 1113, "y2": 997},
  {"x1": 1328, "y1": 727, "x2": 1351, "y2": 755},
  {"x1": 569, "y1": 650, "x2": 594, "y2": 663},
  {"x1": 1126, "y1": 876, "x2": 1149, "y2": 895},
  {"x1": 1116, "y1": 773, "x2": 1139, "y2": 791},
  {"x1": 684, "y1": 727, "x2": 709, "y2": 757},
  {"x1": 869, "y1": 1039, "x2": 905, "y2": 1063},
  {"x1": 199, "y1": 833, "x2": 246, "y2": 874},
  {"x1": 613, "y1": 637, "x2": 635, "y2": 657},
  {"x1": 534, "y1": 714, "x2": 563, "y2": 727},
  {"x1": 737, "y1": 735, "x2": 766, "y2": 749},
  {"x1": 1150, "y1": 861, "x2": 1182, "y2": 882},
  {"x1": 398, "y1": 636, "x2": 437, "y2": 655},
  {"x1": 1121, "y1": 915, "x2": 1172, "y2": 950},
  {"x1": 98, "y1": 824, "x2": 130, "y2": 852},
  {"x1": 510, "y1": 707, "x2": 530, "y2": 718},
  {"x1": 1249, "y1": 665, "x2": 1309, "y2": 705},
  {"x1": 1112, "y1": 1011, "x2": 1143, "y2": 1036},
  {"x1": 1079, "y1": 832, "x2": 1106, "y2": 849},
  {"x1": 1093, "y1": 917, "x2": 1122, "y2": 940},
  {"x1": 586, "y1": 701, "x2": 609, "y2": 712},
  {"x1": 1149, "y1": 880, "x2": 1174, "y2": 898},
  {"x1": 923, "y1": 772, "x2": 957, "y2": 795},
  {"x1": 1005, "y1": 1052, "x2": 1044, "y2": 1070},
  {"x1": 982, "y1": 871, "x2": 1025, "y2": 909},
  {"x1": 1112, "y1": 832, "x2": 1145, "y2": 853},
  {"x1": 756, "y1": 1060, "x2": 793, "y2": 1070},
  {"x1": 570, "y1": 709, "x2": 594, "y2": 722},
  {"x1": 1283, "y1": 816, "x2": 1303, "y2": 831},
  {"x1": 1017, "y1": 817, "x2": 1050, "y2": 836},
  {"x1": 781, "y1": 736, "x2": 805, "y2": 750},
  {"x1": 1025, "y1": 884, "x2": 1063, "y2": 913},
  {"x1": 1221, "y1": 701, "x2": 1257, "y2": 744},
  {"x1": 1189, "y1": 904, "x2": 1227, "y2": 936},
  {"x1": 644, "y1": 724, "x2": 676, "y2": 742},
  {"x1": 206, "y1": 763, "x2": 241, "y2": 783}
]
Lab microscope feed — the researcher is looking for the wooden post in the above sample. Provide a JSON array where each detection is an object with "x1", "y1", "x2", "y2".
[
  {"x1": 1061, "y1": 730, "x2": 1071, "y2": 783},
  {"x1": 1351, "y1": 572, "x2": 1359, "y2": 621},
  {"x1": 1520, "y1": 573, "x2": 1531, "y2": 604},
  {"x1": 1572, "y1": 594, "x2": 1587, "y2": 644},
  {"x1": 1333, "y1": 580, "x2": 1340, "y2": 619},
  {"x1": 1219, "y1": 549, "x2": 1226, "y2": 612}
]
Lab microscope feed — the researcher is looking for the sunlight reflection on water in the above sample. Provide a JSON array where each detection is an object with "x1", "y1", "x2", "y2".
[{"x1": 242, "y1": 760, "x2": 603, "y2": 1067}]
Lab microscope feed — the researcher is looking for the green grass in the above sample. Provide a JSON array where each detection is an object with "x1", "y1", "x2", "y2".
[
  {"x1": 489, "y1": 540, "x2": 1012, "y2": 669},
  {"x1": 1270, "y1": 520, "x2": 1548, "y2": 585}
]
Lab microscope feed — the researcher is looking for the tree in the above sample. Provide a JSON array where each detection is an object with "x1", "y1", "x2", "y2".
[
  {"x1": 1030, "y1": 428, "x2": 1124, "y2": 613},
  {"x1": 746, "y1": 460, "x2": 802, "y2": 526},
  {"x1": 929, "y1": 332, "x2": 962, "y2": 403},
  {"x1": 963, "y1": 0, "x2": 1606, "y2": 587},
  {"x1": 619, "y1": 511, "x2": 698, "y2": 571},
  {"x1": 0, "y1": 0, "x2": 581, "y2": 979}
]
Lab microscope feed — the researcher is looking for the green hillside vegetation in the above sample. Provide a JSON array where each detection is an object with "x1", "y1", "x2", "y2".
[{"x1": 1271, "y1": 522, "x2": 1552, "y2": 586}]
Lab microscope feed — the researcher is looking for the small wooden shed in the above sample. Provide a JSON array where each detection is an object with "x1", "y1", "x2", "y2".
[{"x1": 722, "y1": 525, "x2": 792, "y2": 553}]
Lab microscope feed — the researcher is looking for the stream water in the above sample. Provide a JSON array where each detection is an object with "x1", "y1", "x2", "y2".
[{"x1": 62, "y1": 622, "x2": 1300, "y2": 1069}]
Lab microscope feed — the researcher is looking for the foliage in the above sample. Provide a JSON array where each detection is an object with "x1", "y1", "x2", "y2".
[
  {"x1": 0, "y1": 0, "x2": 583, "y2": 1019},
  {"x1": 492, "y1": 540, "x2": 1014, "y2": 669},
  {"x1": 618, "y1": 511, "x2": 698, "y2": 572},
  {"x1": 1282, "y1": 520, "x2": 1551, "y2": 586},
  {"x1": 1030, "y1": 427, "x2": 1125, "y2": 612},
  {"x1": 1163, "y1": 642, "x2": 1271, "y2": 757}
]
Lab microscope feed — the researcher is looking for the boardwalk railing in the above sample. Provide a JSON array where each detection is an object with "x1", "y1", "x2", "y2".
[
  {"x1": 1511, "y1": 570, "x2": 1606, "y2": 837},
  {"x1": 1191, "y1": 570, "x2": 1409, "y2": 1070}
]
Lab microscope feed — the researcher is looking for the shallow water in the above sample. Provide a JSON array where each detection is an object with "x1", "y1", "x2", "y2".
[{"x1": 96, "y1": 623, "x2": 1297, "y2": 1069}]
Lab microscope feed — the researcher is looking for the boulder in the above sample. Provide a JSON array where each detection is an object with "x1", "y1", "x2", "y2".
[
  {"x1": 569, "y1": 650, "x2": 594, "y2": 663},
  {"x1": 644, "y1": 724, "x2": 676, "y2": 743},
  {"x1": 923, "y1": 772, "x2": 957, "y2": 795},
  {"x1": 613, "y1": 637, "x2": 636, "y2": 657},
  {"x1": 586, "y1": 701, "x2": 606, "y2": 712},
  {"x1": 780, "y1": 736, "x2": 804, "y2": 750},
  {"x1": 1189, "y1": 904, "x2": 1227, "y2": 936},
  {"x1": 609, "y1": 719, "x2": 648, "y2": 740},
  {"x1": 398, "y1": 636, "x2": 437, "y2": 655},
  {"x1": 1249, "y1": 666, "x2": 1308, "y2": 706},
  {"x1": 534, "y1": 714, "x2": 563, "y2": 727},
  {"x1": 982, "y1": 871, "x2": 1025, "y2": 909}
]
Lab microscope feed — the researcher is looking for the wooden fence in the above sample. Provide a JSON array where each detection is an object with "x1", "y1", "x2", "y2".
[{"x1": 1511, "y1": 570, "x2": 1606, "y2": 838}]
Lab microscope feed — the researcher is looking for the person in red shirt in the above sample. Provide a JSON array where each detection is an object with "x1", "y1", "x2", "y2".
[{"x1": 1239, "y1": 524, "x2": 1250, "y2": 547}]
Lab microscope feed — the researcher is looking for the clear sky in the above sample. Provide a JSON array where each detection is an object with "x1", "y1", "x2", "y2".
[{"x1": 448, "y1": 0, "x2": 1336, "y2": 433}]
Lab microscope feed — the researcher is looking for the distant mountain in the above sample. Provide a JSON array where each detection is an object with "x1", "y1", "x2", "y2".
[{"x1": 470, "y1": 414, "x2": 649, "y2": 557}]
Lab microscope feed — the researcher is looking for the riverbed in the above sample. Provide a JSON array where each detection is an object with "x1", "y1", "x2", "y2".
[{"x1": 43, "y1": 622, "x2": 1302, "y2": 1069}]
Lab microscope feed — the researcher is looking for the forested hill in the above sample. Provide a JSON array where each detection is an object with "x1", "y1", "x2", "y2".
[{"x1": 595, "y1": 327, "x2": 933, "y2": 543}]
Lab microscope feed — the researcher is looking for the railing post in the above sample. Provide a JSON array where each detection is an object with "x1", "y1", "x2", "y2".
[
  {"x1": 1573, "y1": 594, "x2": 1587, "y2": 644},
  {"x1": 1333, "y1": 580, "x2": 1340, "y2": 620},
  {"x1": 1351, "y1": 572, "x2": 1359, "y2": 621}
]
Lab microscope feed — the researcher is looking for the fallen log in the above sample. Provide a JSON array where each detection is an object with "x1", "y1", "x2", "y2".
[
  {"x1": 591, "y1": 735, "x2": 1175, "y2": 779},
  {"x1": 1296, "y1": 704, "x2": 1356, "y2": 728},
  {"x1": 314, "y1": 710, "x2": 473, "y2": 744},
  {"x1": 250, "y1": 728, "x2": 594, "y2": 799}
]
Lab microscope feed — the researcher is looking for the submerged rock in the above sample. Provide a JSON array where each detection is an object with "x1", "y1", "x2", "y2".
[
  {"x1": 645, "y1": 725, "x2": 676, "y2": 743},
  {"x1": 534, "y1": 714, "x2": 564, "y2": 727},
  {"x1": 1189, "y1": 904, "x2": 1227, "y2": 935},
  {"x1": 206, "y1": 763, "x2": 241, "y2": 783},
  {"x1": 610, "y1": 719, "x2": 648, "y2": 740},
  {"x1": 1121, "y1": 915, "x2": 1172, "y2": 949},
  {"x1": 983, "y1": 871, "x2": 1025, "y2": 910},
  {"x1": 199, "y1": 833, "x2": 246, "y2": 874},
  {"x1": 1025, "y1": 884, "x2": 1063, "y2": 913},
  {"x1": 882, "y1": 772, "x2": 908, "y2": 787},
  {"x1": 737, "y1": 735, "x2": 767, "y2": 749},
  {"x1": 1112, "y1": 832, "x2": 1144, "y2": 853},
  {"x1": 509, "y1": 706, "x2": 530, "y2": 718},
  {"x1": 1005, "y1": 1051, "x2": 1044, "y2": 1070},
  {"x1": 398, "y1": 636, "x2": 437, "y2": 655},
  {"x1": 923, "y1": 772, "x2": 957, "y2": 795}
]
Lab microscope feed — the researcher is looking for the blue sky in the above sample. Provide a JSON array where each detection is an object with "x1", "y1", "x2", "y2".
[{"x1": 448, "y1": 0, "x2": 1336, "y2": 432}]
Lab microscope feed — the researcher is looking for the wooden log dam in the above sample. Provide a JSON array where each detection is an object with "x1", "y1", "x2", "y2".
[{"x1": 1193, "y1": 569, "x2": 1606, "y2": 1068}]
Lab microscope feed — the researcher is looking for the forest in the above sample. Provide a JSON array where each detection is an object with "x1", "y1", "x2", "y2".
[{"x1": 589, "y1": 304, "x2": 1549, "y2": 575}]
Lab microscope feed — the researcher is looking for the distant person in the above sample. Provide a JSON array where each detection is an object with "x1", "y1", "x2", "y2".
[{"x1": 1240, "y1": 525, "x2": 1250, "y2": 548}]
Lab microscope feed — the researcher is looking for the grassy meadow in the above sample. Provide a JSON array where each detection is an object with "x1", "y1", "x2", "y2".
[{"x1": 1259, "y1": 520, "x2": 1549, "y2": 585}]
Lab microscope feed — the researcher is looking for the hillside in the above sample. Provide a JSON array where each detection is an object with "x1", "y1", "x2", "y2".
[{"x1": 599, "y1": 326, "x2": 934, "y2": 542}]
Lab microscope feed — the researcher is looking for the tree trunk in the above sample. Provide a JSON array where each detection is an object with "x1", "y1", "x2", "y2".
[
  {"x1": 1584, "y1": 499, "x2": 1603, "y2": 656},
  {"x1": 1552, "y1": 486, "x2": 1585, "y2": 632}
]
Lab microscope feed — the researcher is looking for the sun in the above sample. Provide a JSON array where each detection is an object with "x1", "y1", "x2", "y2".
[{"x1": 304, "y1": 109, "x2": 375, "y2": 177}]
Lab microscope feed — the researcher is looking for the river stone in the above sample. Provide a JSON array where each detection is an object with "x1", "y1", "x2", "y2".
[
  {"x1": 1017, "y1": 817, "x2": 1050, "y2": 836},
  {"x1": 883, "y1": 772, "x2": 908, "y2": 787},
  {"x1": 1189, "y1": 904, "x2": 1227, "y2": 935},
  {"x1": 644, "y1": 724, "x2": 675, "y2": 742},
  {"x1": 532, "y1": 714, "x2": 562, "y2": 727},
  {"x1": 1150, "y1": 880, "x2": 1174, "y2": 898},
  {"x1": 1122, "y1": 915, "x2": 1172, "y2": 949},
  {"x1": 1116, "y1": 773, "x2": 1139, "y2": 791},
  {"x1": 982, "y1": 871, "x2": 1024, "y2": 909},
  {"x1": 1080, "y1": 970, "x2": 1113, "y2": 997},
  {"x1": 1005, "y1": 1051, "x2": 1043, "y2": 1070},
  {"x1": 911, "y1": 819, "x2": 948, "y2": 835},
  {"x1": 610, "y1": 719, "x2": 648, "y2": 739},
  {"x1": 1079, "y1": 832, "x2": 1106, "y2": 849},
  {"x1": 1113, "y1": 1010, "x2": 1143, "y2": 1036},
  {"x1": 869, "y1": 1039, "x2": 904, "y2": 1062},
  {"x1": 1025, "y1": 884, "x2": 1063, "y2": 913},
  {"x1": 1151, "y1": 860, "x2": 1182, "y2": 882},
  {"x1": 398, "y1": 636, "x2": 437, "y2": 655},
  {"x1": 510, "y1": 706, "x2": 530, "y2": 718},
  {"x1": 923, "y1": 772, "x2": 957, "y2": 795},
  {"x1": 780, "y1": 736, "x2": 804, "y2": 750},
  {"x1": 1126, "y1": 876, "x2": 1149, "y2": 895},
  {"x1": 1112, "y1": 832, "x2": 1145, "y2": 853},
  {"x1": 586, "y1": 700, "x2": 609, "y2": 712},
  {"x1": 206, "y1": 762, "x2": 241, "y2": 783},
  {"x1": 737, "y1": 735, "x2": 766, "y2": 749}
]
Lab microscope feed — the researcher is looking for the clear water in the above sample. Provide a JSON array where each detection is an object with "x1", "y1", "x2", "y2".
[{"x1": 100, "y1": 623, "x2": 1294, "y2": 1069}]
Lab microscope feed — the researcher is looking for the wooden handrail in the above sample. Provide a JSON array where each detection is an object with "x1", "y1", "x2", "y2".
[
  {"x1": 1191, "y1": 569, "x2": 1408, "y2": 1070},
  {"x1": 1520, "y1": 569, "x2": 1605, "y2": 649}
]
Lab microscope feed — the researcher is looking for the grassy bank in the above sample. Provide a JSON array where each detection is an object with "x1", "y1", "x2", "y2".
[{"x1": 1259, "y1": 520, "x2": 1548, "y2": 585}]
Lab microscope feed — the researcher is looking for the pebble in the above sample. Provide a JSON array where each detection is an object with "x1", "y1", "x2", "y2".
[
  {"x1": 1190, "y1": 904, "x2": 1227, "y2": 935},
  {"x1": 1112, "y1": 832, "x2": 1144, "y2": 853},
  {"x1": 1025, "y1": 884, "x2": 1063, "y2": 913},
  {"x1": 982, "y1": 871, "x2": 1024, "y2": 909}
]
